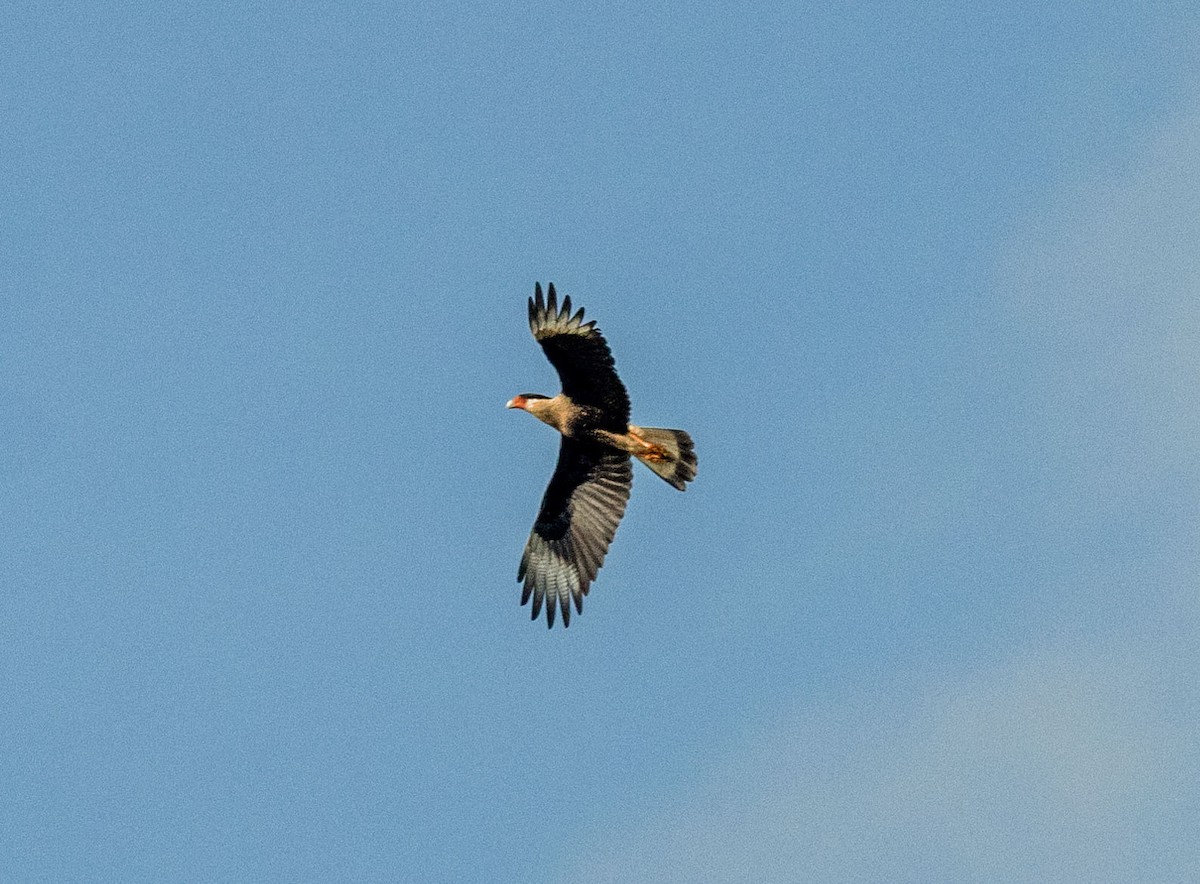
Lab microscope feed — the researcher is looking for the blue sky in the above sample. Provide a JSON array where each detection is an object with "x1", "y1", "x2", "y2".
[{"x1": 3, "y1": 3, "x2": 1199, "y2": 881}]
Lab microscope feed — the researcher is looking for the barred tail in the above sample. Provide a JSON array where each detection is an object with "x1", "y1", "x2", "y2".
[{"x1": 629, "y1": 426, "x2": 697, "y2": 491}]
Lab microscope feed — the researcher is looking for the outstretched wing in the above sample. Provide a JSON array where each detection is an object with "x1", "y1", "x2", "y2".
[
  {"x1": 529, "y1": 282, "x2": 630, "y2": 428},
  {"x1": 518, "y1": 438, "x2": 633, "y2": 628}
]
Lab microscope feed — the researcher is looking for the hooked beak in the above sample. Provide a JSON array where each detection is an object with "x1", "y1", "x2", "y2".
[{"x1": 505, "y1": 396, "x2": 525, "y2": 410}]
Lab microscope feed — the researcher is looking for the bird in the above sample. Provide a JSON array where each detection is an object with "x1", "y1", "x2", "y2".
[{"x1": 506, "y1": 282, "x2": 697, "y2": 628}]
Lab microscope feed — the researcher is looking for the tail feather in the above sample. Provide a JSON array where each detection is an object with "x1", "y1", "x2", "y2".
[{"x1": 629, "y1": 426, "x2": 697, "y2": 491}]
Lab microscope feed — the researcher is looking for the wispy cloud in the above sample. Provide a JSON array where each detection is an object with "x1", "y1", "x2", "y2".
[
  {"x1": 574, "y1": 647, "x2": 1196, "y2": 883},
  {"x1": 565, "y1": 98, "x2": 1200, "y2": 884},
  {"x1": 1004, "y1": 97, "x2": 1200, "y2": 499}
]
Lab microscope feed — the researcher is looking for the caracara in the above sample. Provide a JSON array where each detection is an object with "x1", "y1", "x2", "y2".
[{"x1": 507, "y1": 282, "x2": 697, "y2": 627}]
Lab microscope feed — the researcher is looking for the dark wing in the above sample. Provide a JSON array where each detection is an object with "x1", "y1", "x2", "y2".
[
  {"x1": 518, "y1": 438, "x2": 633, "y2": 628},
  {"x1": 529, "y1": 282, "x2": 630, "y2": 429}
]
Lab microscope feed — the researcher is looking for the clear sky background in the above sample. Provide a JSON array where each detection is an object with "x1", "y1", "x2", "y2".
[{"x1": 3, "y1": 3, "x2": 1199, "y2": 882}]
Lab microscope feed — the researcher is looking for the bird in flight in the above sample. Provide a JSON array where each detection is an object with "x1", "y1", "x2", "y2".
[{"x1": 507, "y1": 282, "x2": 697, "y2": 628}]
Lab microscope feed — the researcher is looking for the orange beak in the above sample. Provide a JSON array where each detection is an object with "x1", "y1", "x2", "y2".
[{"x1": 506, "y1": 395, "x2": 526, "y2": 410}]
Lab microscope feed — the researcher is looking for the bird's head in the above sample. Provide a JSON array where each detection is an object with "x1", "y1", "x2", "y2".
[{"x1": 505, "y1": 393, "x2": 549, "y2": 411}]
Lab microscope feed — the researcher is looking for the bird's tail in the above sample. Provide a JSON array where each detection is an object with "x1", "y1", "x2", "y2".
[{"x1": 628, "y1": 426, "x2": 697, "y2": 491}]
